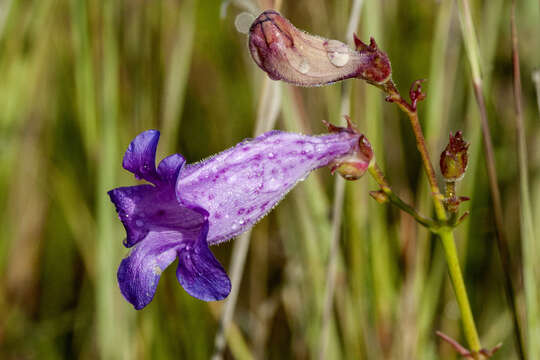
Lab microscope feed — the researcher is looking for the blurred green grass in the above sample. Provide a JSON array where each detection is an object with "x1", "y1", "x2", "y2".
[{"x1": 0, "y1": 0, "x2": 539, "y2": 359}]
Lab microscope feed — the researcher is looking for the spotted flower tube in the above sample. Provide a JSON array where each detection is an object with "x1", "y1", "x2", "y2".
[{"x1": 109, "y1": 125, "x2": 372, "y2": 309}]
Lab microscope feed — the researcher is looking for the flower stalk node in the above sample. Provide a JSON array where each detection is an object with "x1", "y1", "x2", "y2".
[
  {"x1": 436, "y1": 331, "x2": 502, "y2": 359},
  {"x1": 382, "y1": 79, "x2": 427, "y2": 113},
  {"x1": 409, "y1": 79, "x2": 427, "y2": 111},
  {"x1": 369, "y1": 190, "x2": 389, "y2": 204},
  {"x1": 455, "y1": 211, "x2": 470, "y2": 226}
]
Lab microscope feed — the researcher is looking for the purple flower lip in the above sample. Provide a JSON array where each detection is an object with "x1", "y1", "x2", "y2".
[
  {"x1": 109, "y1": 126, "x2": 365, "y2": 309},
  {"x1": 248, "y1": 10, "x2": 392, "y2": 87}
]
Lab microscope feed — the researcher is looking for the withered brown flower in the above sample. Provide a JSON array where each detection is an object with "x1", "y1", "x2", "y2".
[{"x1": 248, "y1": 10, "x2": 392, "y2": 87}]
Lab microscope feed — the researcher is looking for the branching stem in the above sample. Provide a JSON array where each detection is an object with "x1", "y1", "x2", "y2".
[
  {"x1": 376, "y1": 79, "x2": 483, "y2": 357},
  {"x1": 368, "y1": 163, "x2": 436, "y2": 230}
]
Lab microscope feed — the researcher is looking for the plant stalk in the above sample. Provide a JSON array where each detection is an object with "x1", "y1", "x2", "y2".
[
  {"x1": 368, "y1": 163, "x2": 436, "y2": 229},
  {"x1": 439, "y1": 229, "x2": 481, "y2": 359},
  {"x1": 381, "y1": 79, "x2": 483, "y2": 356},
  {"x1": 383, "y1": 81, "x2": 447, "y2": 222}
]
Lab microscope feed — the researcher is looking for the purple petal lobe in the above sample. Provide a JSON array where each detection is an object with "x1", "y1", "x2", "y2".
[
  {"x1": 157, "y1": 154, "x2": 185, "y2": 185},
  {"x1": 108, "y1": 185, "x2": 154, "y2": 247},
  {"x1": 176, "y1": 222, "x2": 231, "y2": 301},
  {"x1": 117, "y1": 231, "x2": 180, "y2": 310},
  {"x1": 177, "y1": 130, "x2": 359, "y2": 244},
  {"x1": 122, "y1": 130, "x2": 160, "y2": 184},
  {"x1": 108, "y1": 184, "x2": 206, "y2": 248}
]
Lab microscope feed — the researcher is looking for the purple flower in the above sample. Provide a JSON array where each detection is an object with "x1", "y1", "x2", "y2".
[{"x1": 109, "y1": 126, "x2": 367, "y2": 309}]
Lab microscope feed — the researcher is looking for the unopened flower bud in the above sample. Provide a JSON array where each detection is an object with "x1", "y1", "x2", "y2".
[
  {"x1": 440, "y1": 131, "x2": 469, "y2": 181},
  {"x1": 248, "y1": 10, "x2": 392, "y2": 87}
]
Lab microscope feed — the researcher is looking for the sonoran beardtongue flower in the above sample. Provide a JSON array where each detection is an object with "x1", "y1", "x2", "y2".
[
  {"x1": 248, "y1": 10, "x2": 392, "y2": 87},
  {"x1": 109, "y1": 125, "x2": 370, "y2": 309}
]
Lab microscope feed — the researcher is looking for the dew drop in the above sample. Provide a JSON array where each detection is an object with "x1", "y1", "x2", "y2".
[
  {"x1": 328, "y1": 51, "x2": 350, "y2": 67},
  {"x1": 297, "y1": 59, "x2": 310, "y2": 74},
  {"x1": 152, "y1": 266, "x2": 162, "y2": 276},
  {"x1": 268, "y1": 152, "x2": 275, "y2": 159},
  {"x1": 234, "y1": 12, "x2": 254, "y2": 34},
  {"x1": 231, "y1": 223, "x2": 240, "y2": 231},
  {"x1": 325, "y1": 40, "x2": 350, "y2": 67},
  {"x1": 239, "y1": 219, "x2": 245, "y2": 225},
  {"x1": 266, "y1": 177, "x2": 281, "y2": 191}
]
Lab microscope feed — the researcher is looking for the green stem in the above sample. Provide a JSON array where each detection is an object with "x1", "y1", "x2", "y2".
[
  {"x1": 368, "y1": 163, "x2": 436, "y2": 229},
  {"x1": 444, "y1": 181, "x2": 459, "y2": 225},
  {"x1": 378, "y1": 79, "x2": 483, "y2": 356},
  {"x1": 445, "y1": 181, "x2": 456, "y2": 200},
  {"x1": 439, "y1": 229, "x2": 482, "y2": 357}
]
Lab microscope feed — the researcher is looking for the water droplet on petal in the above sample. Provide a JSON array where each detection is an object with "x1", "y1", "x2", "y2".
[
  {"x1": 267, "y1": 177, "x2": 281, "y2": 191},
  {"x1": 231, "y1": 223, "x2": 240, "y2": 231},
  {"x1": 328, "y1": 51, "x2": 350, "y2": 67},
  {"x1": 235, "y1": 12, "x2": 254, "y2": 34},
  {"x1": 297, "y1": 59, "x2": 310, "y2": 74},
  {"x1": 324, "y1": 40, "x2": 350, "y2": 67},
  {"x1": 268, "y1": 152, "x2": 275, "y2": 159}
]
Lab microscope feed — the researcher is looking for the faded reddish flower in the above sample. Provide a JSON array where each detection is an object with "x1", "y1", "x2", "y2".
[{"x1": 248, "y1": 10, "x2": 392, "y2": 87}]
